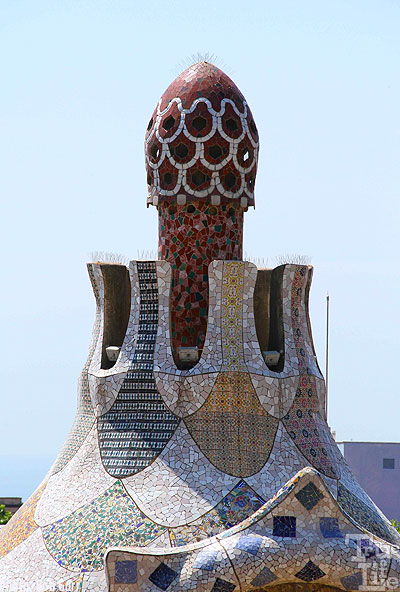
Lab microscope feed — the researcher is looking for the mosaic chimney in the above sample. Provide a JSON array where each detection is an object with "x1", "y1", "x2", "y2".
[
  {"x1": 1, "y1": 62, "x2": 399, "y2": 592},
  {"x1": 145, "y1": 62, "x2": 258, "y2": 360}
]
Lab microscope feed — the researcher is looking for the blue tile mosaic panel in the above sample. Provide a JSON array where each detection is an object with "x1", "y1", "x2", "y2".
[
  {"x1": 272, "y1": 516, "x2": 296, "y2": 538},
  {"x1": 250, "y1": 566, "x2": 277, "y2": 587},
  {"x1": 211, "y1": 578, "x2": 236, "y2": 592},
  {"x1": 98, "y1": 262, "x2": 180, "y2": 477},
  {"x1": 319, "y1": 517, "x2": 343, "y2": 538},
  {"x1": 295, "y1": 480, "x2": 324, "y2": 510},
  {"x1": 193, "y1": 549, "x2": 218, "y2": 571},
  {"x1": 115, "y1": 560, "x2": 137, "y2": 584},
  {"x1": 235, "y1": 534, "x2": 261, "y2": 556},
  {"x1": 341, "y1": 572, "x2": 363, "y2": 590},
  {"x1": 148, "y1": 562, "x2": 178, "y2": 591},
  {"x1": 295, "y1": 560, "x2": 325, "y2": 582}
]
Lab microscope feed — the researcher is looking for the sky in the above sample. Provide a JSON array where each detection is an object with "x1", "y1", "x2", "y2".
[{"x1": 0, "y1": 0, "x2": 399, "y2": 500}]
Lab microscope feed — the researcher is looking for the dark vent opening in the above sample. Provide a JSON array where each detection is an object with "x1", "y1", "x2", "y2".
[
  {"x1": 253, "y1": 267, "x2": 286, "y2": 373},
  {"x1": 254, "y1": 269, "x2": 272, "y2": 355},
  {"x1": 100, "y1": 264, "x2": 131, "y2": 370},
  {"x1": 268, "y1": 266, "x2": 285, "y2": 371}
]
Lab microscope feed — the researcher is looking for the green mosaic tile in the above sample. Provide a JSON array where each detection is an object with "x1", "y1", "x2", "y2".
[
  {"x1": 43, "y1": 482, "x2": 166, "y2": 572},
  {"x1": 338, "y1": 484, "x2": 400, "y2": 545}
]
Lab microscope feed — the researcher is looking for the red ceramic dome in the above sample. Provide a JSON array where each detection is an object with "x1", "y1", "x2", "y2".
[{"x1": 145, "y1": 62, "x2": 259, "y2": 208}]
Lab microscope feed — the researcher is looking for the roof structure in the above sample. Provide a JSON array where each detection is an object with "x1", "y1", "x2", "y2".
[
  {"x1": 0, "y1": 65, "x2": 399, "y2": 592},
  {"x1": 145, "y1": 62, "x2": 258, "y2": 208}
]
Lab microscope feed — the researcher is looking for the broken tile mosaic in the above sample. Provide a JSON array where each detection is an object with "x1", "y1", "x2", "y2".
[
  {"x1": 272, "y1": 516, "x2": 296, "y2": 538},
  {"x1": 98, "y1": 262, "x2": 180, "y2": 477},
  {"x1": 169, "y1": 480, "x2": 265, "y2": 547},
  {"x1": 295, "y1": 481, "x2": 324, "y2": 510},
  {"x1": 338, "y1": 483, "x2": 399, "y2": 545},
  {"x1": 193, "y1": 549, "x2": 218, "y2": 571},
  {"x1": 42, "y1": 481, "x2": 166, "y2": 571},
  {"x1": 115, "y1": 560, "x2": 137, "y2": 584},
  {"x1": 3, "y1": 61, "x2": 400, "y2": 592},
  {"x1": 319, "y1": 517, "x2": 343, "y2": 538},
  {"x1": 295, "y1": 560, "x2": 325, "y2": 582},
  {"x1": 159, "y1": 202, "x2": 243, "y2": 354},
  {"x1": 148, "y1": 563, "x2": 178, "y2": 591},
  {"x1": 341, "y1": 572, "x2": 364, "y2": 590},
  {"x1": 211, "y1": 578, "x2": 236, "y2": 592},
  {"x1": 0, "y1": 481, "x2": 46, "y2": 559},
  {"x1": 235, "y1": 534, "x2": 262, "y2": 556},
  {"x1": 250, "y1": 566, "x2": 277, "y2": 587}
]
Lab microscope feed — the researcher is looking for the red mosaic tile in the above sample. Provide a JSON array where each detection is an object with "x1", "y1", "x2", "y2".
[
  {"x1": 145, "y1": 61, "x2": 259, "y2": 207},
  {"x1": 158, "y1": 201, "x2": 243, "y2": 354}
]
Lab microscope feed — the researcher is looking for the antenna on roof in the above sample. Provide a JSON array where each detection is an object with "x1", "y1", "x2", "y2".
[{"x1": 325, "y1": 293, "x2": 330, "y2": 420}]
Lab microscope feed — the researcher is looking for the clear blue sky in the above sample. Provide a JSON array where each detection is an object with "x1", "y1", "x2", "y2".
[{"x1": 1, "y1": 0, "x2": 399, "y2": 499}]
